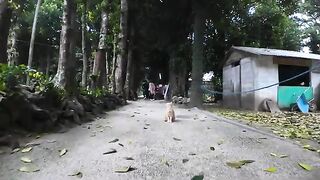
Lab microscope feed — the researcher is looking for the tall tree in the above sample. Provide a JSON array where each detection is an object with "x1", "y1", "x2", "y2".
[
  {"x1": 190, "y1": 3, "x2": 205, "y2": 107},
  {"x1": 115, "y1": 0, "x2": 128, "y2": 97},
  {"x1": 0, "y1": 0, "x2": 12, "y2": 64},
  {"x1": 54, "y1": 0, "x2": 77, "y2": 95},
  {"x1": 92, "y1": 0, "x2": 109, "y2": 89},
  {"x1": 124, "y1": 26, "x2": 135, "y2": 99},
  {"x1": 27, "y1": 0, "x2": 42, "y2": 84},
  {"x1": 111, "y1": 33, "x2": 118, "y2": 93},
  {"x1": 81, "y1": 0, "x2": 88, "y2": 87}
]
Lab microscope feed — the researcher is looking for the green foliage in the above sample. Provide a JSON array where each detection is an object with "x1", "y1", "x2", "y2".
[
  {"x1": 298, "y1": 0, "x2": 320, "y2": 54},
  {"x1": 0, "y1": 63, "x2": 27, "y2": 91},
  {"x1": 80, "y1": 88, "x2": 109, "y2": 98},
  {"x1": 0, "y1": 64, "x2": 64, "y2": 99}
]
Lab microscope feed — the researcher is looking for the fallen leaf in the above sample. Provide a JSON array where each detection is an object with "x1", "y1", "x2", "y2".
[
  {"x1": 173, "y1": 137, "x2": 182, "y2": 141},
  {"x1": 188, "y1": 152, "x2": 196, "y2": 156},
  {"x1": 145, "y1": 123, "x2": 150, "y2": 126},
  {"x1": 303, "y1": 145, "x2": 317, "y2": 152},
  {"x1": 226, "y1": 161, "x2": 244, "y2": 169},
  {"x1": 47, "y1": 140, "x2": 57, "y2": 143},
  {"x1": 96, "y1": 124, "x2": 103, "y2": 128},
  {"x1": 227, "y1": 160, "x2": 255, "y2": 169},
  {"x1": 210, "y1": 147, "x2": 215, "y2": 151},
  {"x1": 124, "y1": 157, "x2": 134, "y2": 160},
  {"x1": 11, "y1": 148, "x2": 20, "y2": 154},
  {"x1": 191, "y1": 175, "x2": 204, "y2": 180},
  {"x1": 239, "y1": 160, "x2": 255, "y2": 164},
  {"x1": 21, "y1": 147, "x2": 33, "y2": 153},
  {"x1": 143, "y1": 127, "x2": 148, "y2": 130},
  {"x1": 264, "y1": 167, "x2": 277, "y2": 173},
  {"x1": 103, "y1": 149, "x2": 117, "y2": 155},
  {"x1": 25, "y1": 142, "x2": 41, "y2": 147},
  {"x1": 270, "y1": 153, "x2": 277, "y2": 157},
  {"x1": 115, "y1": 166, "x2": 134, "y2": 173},
  {"x1": 104, "y1": 125, "x2": 112, "y2": 128},
  {"x1": 131, "y1": 115, "x2": 135, "y2": 117},
  {"x1": 217, "y1": 140, "x2": 224, "y2": 145},
  {"x1": 299, "y1": 163, "x2": 313, "y2": 171},
  {"x1": 182, "y1": 159, "x2": 189, "y2": 163},
  {"x1": 35, "y1": 135, "x2": 41, "y2": 139},
  {"x1": 118, "y1": 143, "x2": 124, "y2": 147},
  {"x1": 69, "y1": 171, "x2": 83, "y2": 178},
  {"x1": 279, "y1": 154, "x2": 289, "y2": 158},
  {"x1": 18, "y1": 165, "x2": 40, "y2": 173},
  {"x1": 20, "y1": 157, "x2": 32, "y2": 163},
  {"x1": 258, "y1": 137, "x2": 267, "y2": 140},
  {"x1": 161, "y1": 159, "x2": 170, "y2": 167},
  {"x1": 109, "y1": 138, "x2": 119, "y2": 143},
  {"x1": 59, "y1": 148, "x2": 68, "y2": 157}
]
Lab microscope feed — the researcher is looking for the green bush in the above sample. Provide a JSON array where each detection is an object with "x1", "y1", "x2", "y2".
[
  {"x1": 80, "y1": 88, "x2": 110, "y2": 98},
  {"x1": 0, "y1": 64, "x2": 27, "y2": 92},
  {"x1": 0, "y1": 64, "x2": 64, "y2": 95}
]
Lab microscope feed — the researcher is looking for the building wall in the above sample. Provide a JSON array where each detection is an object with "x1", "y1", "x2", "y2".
[
  {"x1": 311, "y1": 60, "x2": 320, "y2": 107},
  {"x1": 223, "y1": 64, "x2": 241, "y2": 108},
  {"x1": 240, "y1": 58, "x2": 255, "y2": 110},
  {"x1": 253, "y1": 56, "x2": 279, "y2": 110}
]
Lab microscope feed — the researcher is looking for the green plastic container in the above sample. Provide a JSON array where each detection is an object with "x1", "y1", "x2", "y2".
[{"x1": 277, "y1": 86, "x2": 313, "y2": 109}]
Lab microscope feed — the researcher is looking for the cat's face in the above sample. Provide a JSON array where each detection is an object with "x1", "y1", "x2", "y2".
[{"x1": 166, "y1": 102, "x2": 173, "y2": 109}]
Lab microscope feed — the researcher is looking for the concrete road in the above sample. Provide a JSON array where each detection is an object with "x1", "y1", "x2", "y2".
[{"x1": 0, "y1": 100, "x2": 320, "y2": 180}]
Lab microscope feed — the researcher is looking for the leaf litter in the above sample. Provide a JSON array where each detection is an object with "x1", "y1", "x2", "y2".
[
  {"x1": 18, "y1": 165, "x2": 40, "y2": 173},
  {"x1": 59, "y1": 148, "x2": 68, "y2": 157},
  {"x1": 298, "y1": 163, "x2": 313, "y2": 171},
  {"x1": 264, "y1": 167, "x2": 277, "y2": 173},
  {"x1": 103, "y1": 149, "x2": 117, "y2": 155},
  {"x1": 69, "y1": 171, "x2": 83, "y2": 178},
  {"x1": 109, "y1": 138, "x2": 119, "y2": 143},
  {"x1": 114, "y1": 166, "x2": 136, "y2": 173},
  {"x1": 20, "y1": 157, "x2": 32, "y2": 163},
  {"x1": 21, "y1": 147, "x2": 33, "y2": 153},
  {"x1": 214, "y1": 109, "x2": 320, "y2": 142},
  {"x1": 226, "y1": 160, "x2": 255, "y2": 169}
]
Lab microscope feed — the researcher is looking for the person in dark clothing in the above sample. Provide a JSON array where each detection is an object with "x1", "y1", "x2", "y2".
[{"x1": 142, "y1": 80, "x2": 149, "y2": 99}]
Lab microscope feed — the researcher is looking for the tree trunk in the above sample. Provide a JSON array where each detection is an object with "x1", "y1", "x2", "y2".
[
  {"x1": 168, "y1": 53, "x2": 187, "y2": 98},
  {"x1": 115, "y1": 0, "x2": 128, "y2": 98},
  {"x1": 111, "y1": 33, "x2": 117, "y2": 94},
  {"x1": 0, "y1": 0, "x2": 12, "y2": 64},
  {"x1": 45, "y1": 53, "x2": 50, "y2": 76},
  {"x1": 81, "y1": 1, "x2": 88, "y2": 88},
  {"x1": 124, "y1": 27, "x2": 135, "y2": 100},
  {"x1": 92, "y1": 5, "x2": 108, "y2": 89},
  {"x1": 27, "y1": 0, "x2": 42, "y2": 84},
  {"x1": 8, "y1": 19, "x2": 19, "y2": 66},
  {"x1": 106, "y1": 49, "x2": 111, "y2": 88},
  {"x1": 54, "y1": 0, "x2": 77, "y2": 95},
  {"x1": 190, "y1": 9, "x2": 205, "y2": 107}
]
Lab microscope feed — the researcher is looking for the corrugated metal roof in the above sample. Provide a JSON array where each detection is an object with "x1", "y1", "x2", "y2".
[{"x1": 231, "y1": 46, "x2": 320, "y2": 60}]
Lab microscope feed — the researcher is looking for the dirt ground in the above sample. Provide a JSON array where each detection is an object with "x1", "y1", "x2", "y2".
[{"x1": 0, "y1": 100, "x2": 320, "y2": 180}]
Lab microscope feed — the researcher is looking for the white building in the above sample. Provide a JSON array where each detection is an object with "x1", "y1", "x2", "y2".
[{"x1": 223, "y1": 46, "x2": 320, "y2": 111}]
